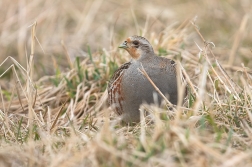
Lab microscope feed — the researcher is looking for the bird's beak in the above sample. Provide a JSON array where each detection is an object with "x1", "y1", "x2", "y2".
[{"x1": 118, "y1": 41, "x2": 128, "y2": 49}]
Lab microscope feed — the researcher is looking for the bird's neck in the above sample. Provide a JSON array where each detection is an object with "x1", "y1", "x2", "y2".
[{"x1": 131, "y1": 51, "x2": 155, "y2": 64}]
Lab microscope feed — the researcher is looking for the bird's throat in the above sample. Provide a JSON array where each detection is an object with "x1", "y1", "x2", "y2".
[{"x1": 126, "y1": 47, "x2": 141, "y2": 60}]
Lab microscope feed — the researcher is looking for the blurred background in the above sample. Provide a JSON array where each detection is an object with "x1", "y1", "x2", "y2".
[{"x1": 0, "y1": 0, "x2": 251, "y2": 78}]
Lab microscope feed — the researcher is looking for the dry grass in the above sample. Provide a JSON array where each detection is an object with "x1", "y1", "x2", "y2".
[{"x1": 0, "y1": 0, "x2": 252, "y2": 167}]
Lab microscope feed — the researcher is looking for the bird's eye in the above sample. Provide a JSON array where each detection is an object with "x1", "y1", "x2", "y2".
[{"x1": 132, "y1": 40, "x2": 139, "y2": 45}]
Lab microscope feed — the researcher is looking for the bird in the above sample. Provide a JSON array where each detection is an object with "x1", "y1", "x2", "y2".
[{"x1": 108, "y1": 35, "x2": 180, "y2": 123}]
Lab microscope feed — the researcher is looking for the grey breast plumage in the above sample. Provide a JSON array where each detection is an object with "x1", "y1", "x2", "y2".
[{"x1": 109, "y1": 55, "x2": 177, "y2": 123}]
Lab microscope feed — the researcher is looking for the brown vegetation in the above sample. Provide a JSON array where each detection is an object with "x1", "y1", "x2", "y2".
[{"x1": 0, "y1": 0, "x2": 252, "y2": 166}]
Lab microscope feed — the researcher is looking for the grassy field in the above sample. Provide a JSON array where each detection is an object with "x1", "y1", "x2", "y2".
[{"x1": 0, "y1": 0, "x2": 252, "y2": 166}]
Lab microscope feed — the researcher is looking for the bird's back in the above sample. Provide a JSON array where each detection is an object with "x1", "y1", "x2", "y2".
[{"x1": 120, "y1": 56, "x2": 178, "y2": 122}]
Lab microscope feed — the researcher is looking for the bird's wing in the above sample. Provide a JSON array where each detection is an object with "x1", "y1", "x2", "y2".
[{"x1": 108, "y1": 62, "x2": 132, "y2": 89}]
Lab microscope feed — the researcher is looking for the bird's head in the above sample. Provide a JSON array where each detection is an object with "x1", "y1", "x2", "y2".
[{"x1": 119, "y1": 35, "x2": 154, "y2": 60}]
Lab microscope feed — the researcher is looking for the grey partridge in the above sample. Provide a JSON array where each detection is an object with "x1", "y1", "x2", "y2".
[{"x1": 108, "y1": 35, "x2": 179, "y2": 123}]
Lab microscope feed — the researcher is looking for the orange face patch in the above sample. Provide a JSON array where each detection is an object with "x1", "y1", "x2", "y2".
[
  {"x1": 126, "y1": 38, "x2": 131, "y2": 43},
  {"x1": 125, "y1": 38, "x2": 141, "y2": 59},
  {"x1": 127, "y1": 47, "x2": 140, "y2": 59}
]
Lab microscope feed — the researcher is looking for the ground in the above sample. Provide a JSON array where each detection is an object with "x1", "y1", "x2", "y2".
[{"x1": 0, "y1": 0, "x2": 252, "y2": 167}]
